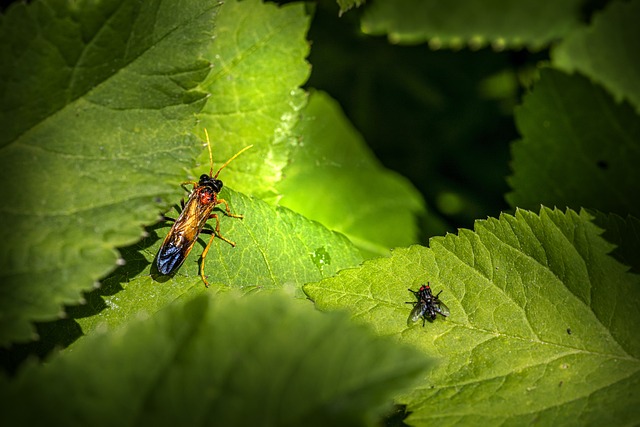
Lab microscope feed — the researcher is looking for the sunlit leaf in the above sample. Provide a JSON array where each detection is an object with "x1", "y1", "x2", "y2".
[
  {"x1": 277, "y1": 91, "x2": 425, "y2": 257},
  {"x1": 72, "y1": 189, "x2": 362, "y2": 335},
  {"x1": 305, "y1": 207, "x2": 640, "y2": 425},
  {"x1": 197, "y1": 0, "x2": 311, "y2": 198}
]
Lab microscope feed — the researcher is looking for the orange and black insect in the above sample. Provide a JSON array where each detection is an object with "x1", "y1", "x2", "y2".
[{"x1": 156, "y1": 129, "x2": 252, "y2": 287}]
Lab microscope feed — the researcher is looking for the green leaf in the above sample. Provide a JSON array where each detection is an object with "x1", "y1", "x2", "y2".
[
  {"x1": 360, "y1": 0, "x2": 584, "y2": 49},
  {"x1": 507, "y1": 69, "x2": 640, "y2": 216},
  {"x1": 305, "y1": 207, "x2": 640, "y2": 424},
  {"x1": 0, "y1": 0, "x2": 316, "y2": 349},
  {"x1": 196, "y1": 0, "x2": 311, "y2": 199},
  {"x1": 277, "y1": 91, "x2": 425, "y2": 258},
  {"x1": 0, "y1": 292, "x2": 430, "y2": 427},
  {"x1": 72, "y1": 189, "x2": 363, "y2": 335},
  {"x1": 553, "y1": 0, "x2": 640, "y2": 115},
  {"x1": 0, "y1": 0, "x2": 218, "y2": 345}
]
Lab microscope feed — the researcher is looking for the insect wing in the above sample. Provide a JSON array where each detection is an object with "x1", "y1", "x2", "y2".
[
  {"x1": 156, "y1": 228, "x2": 199, "y2": 275},
  {"x1": 435, "y1": 300, "x2": 450, "y2": 317},
  {"x1": 157, "y1": 241, "x2": 184, "y2": 274},
  {"x1": 407, "y1": 301, "x2": 427, "y2": 325},
  {"x1": 156, "y1": 194, "x2": 208, "y2": 275}
]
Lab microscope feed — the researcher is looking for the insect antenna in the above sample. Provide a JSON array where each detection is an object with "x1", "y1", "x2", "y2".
[
  {"x1": 203, "y1": 128, "x2": 215, "y2": 177},
  {"x1": 202, "y1": 128, "x2": 253, "y2": 179}
]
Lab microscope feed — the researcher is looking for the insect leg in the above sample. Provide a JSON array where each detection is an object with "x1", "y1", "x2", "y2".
[
  {"x1": 199, "y1": 233, "x2": 217, "y2": 288},
  {"x1": 216, "y1": 198, "x2": 243, "y2": 219},
  {"x1": 209, "y1": 212, "x2": 237, "y2": 247},
  {"x1": 199, "y1": 212, "x2": 239, "y2": 287},
  {"x1": 181, "y1": 180, "x2": 198, "y2": 188}
]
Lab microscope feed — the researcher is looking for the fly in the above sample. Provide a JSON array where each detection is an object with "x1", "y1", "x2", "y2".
[
  {"x1": 406, "y1": 283, "x2": 449, "y2": 326},
  {"x1": 156, "y1": 129, "x2": 252, "y2": 287}
]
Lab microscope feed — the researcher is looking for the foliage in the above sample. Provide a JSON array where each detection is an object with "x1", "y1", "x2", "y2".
[
  {"x1": 361, "y1": 0, "x2": 584, "y2": 49},
  {"x1": 306, "y1": 207, "x2": 640, "y2": 425},
  {"x1": 0, "y1": 0, "x2": 638, "y2": 425},
  {"x1": 1, "y1": 292, "x2": 430, "y2": 427},
  {"x1": 507, "y1": 69, "x2": 640, "y2": 215}
]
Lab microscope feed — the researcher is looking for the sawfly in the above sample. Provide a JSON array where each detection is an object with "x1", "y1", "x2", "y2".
[{"x1": 156, "y1": 129, "x2": 252, "y2": 287}]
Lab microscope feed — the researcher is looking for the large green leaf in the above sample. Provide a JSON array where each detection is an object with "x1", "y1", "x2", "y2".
[
  {"x1": 507, "y1": 69, "x2": 640, "y2": 216},
  {"x1": 0, "y1": 0, "x2": 217, "y2": 346},
  {"x1": 0, "y1": 0, "x2": 316, "y2": 347},
  {"x1": 277, "y1": 91, "x2": 425, "y2": 258},
  {"x1": 193, "y1": 4, "x2": 424, "y2": 257},
  {"x1": 360, "y1": 0, "x2": 584, "y2": 49},
  {"x1": 72, "y1": 189, "x2": 362, "y2": 335},
  {"x1": 197, "y1": 0, "x2": 311, "y2": 199},
  {"x1": 553, "y1": 0, "x2": 640, "y2": 115},
  {"x1": 305, "y1": 207, "x2": 640, "y2": 425},
  {"x1": 0, "y1": 292, "x2": 430, "y2": 427}
]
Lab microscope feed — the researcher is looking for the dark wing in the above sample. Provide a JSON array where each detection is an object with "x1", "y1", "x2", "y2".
[
  {"x1": 156, "y1": 241, "x2": 188, "y2": 275},
  {"x1": 156, "y1": 195, "x2": 209, "y2": 275}
]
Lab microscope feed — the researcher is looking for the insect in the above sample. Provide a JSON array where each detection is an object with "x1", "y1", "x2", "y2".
[
  {"x1": 406, "y1": 282, "x2": 449, "y2": 326},
  {"x1": 156, "y1": 129, "x2": 252, "y2": 287}
]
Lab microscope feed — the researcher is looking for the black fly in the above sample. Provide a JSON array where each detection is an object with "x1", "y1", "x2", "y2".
[{"x1": 406, "y1": 282, "x2": 449, "y2": 326}]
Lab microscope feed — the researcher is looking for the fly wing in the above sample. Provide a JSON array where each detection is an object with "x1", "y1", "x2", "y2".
[
  {"x1": 407, "y1": 302, "x2": 426, "y2": 326},
  {"x1": 435, "y1": 300, "x2": 450, "y2": 317}
]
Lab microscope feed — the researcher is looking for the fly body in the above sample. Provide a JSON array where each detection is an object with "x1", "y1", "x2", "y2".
[{"x1": 406, "y1": 283, "x2": 449, "y2": 326}]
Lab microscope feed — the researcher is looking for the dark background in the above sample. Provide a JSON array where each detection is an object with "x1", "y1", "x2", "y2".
[{"x1": 303, "y1": 1, "x2": 533, "y2": 240}]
